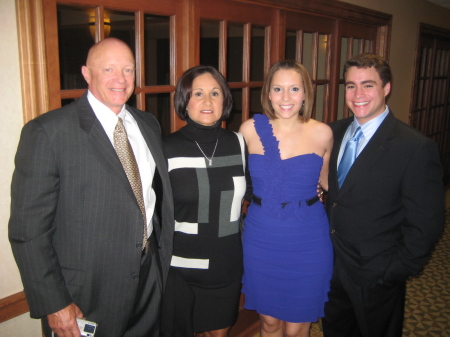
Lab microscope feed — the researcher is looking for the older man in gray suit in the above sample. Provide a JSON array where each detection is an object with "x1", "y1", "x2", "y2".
[{"x1": 9, "y1": 38, "x2": 174, "y2": 337}]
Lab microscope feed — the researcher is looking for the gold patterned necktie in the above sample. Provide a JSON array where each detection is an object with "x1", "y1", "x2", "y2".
[{"x1": 114, "y1": 117, "x2": 147, "y2": 250}]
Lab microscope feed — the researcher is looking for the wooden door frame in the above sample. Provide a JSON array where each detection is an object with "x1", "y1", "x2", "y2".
[{"x1": 16, "y1": 0, "x2": 391, "y2": 124}]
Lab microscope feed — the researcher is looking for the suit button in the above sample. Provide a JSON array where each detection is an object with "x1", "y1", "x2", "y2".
[
  {"x1": 331, "y1": 229, "x2": 335, "y2": 234},
  {"x1": 136, "y1": 243, "x2": 143, "y2": 249},
  {"x1": 132, "y1": 274, "x2": 139, "y2": 280},
  {"x1": 333, "y1": 203, "x2": 337, "y2": 207}
]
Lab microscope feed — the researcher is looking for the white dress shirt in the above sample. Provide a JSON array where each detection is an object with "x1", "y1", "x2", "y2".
[{"x1": 87, "y1": 90, "x2": 156, "y2": 236}]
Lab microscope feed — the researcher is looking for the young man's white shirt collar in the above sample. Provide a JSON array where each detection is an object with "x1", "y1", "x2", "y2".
[{"x1": 337, "y1": 105, "x2": 389, "y2": 167}]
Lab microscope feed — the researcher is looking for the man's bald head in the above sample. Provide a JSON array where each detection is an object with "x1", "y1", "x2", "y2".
[{"x1": 82, "y1": 38, "x2": 135, "y2": 114}]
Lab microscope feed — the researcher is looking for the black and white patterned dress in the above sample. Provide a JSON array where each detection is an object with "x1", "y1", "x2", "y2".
[{"x1": 162, "y1": 118, "x2": 248, "y2": 332}]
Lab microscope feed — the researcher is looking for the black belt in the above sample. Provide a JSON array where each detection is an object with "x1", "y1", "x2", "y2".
[{"x1": 252, "y1": 194, "x2": 320, "y2": 208}]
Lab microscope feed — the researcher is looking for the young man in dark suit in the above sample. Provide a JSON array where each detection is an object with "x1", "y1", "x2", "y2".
[
  {"x1": 9, "y1": 38, "x2": 174, "y2": 337},
  {"x1": 323, "y1": 53, "x2": 444, "y2": 337}
]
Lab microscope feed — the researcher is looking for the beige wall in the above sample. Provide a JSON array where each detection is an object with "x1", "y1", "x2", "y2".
[
  {"x1": 1, "y1": 0, "x2": 23, "y2": 302},
  {"x1": 1, "y1": 0, "x2": 450, "y2": 336},
  {"x1": 0, "y1": 0, "x2": 42, "y2": 335},
  {"x1": 340, "y1": 0, "x2": 450, "y2": 123}
]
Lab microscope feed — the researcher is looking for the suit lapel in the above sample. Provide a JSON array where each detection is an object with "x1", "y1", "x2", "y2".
[
  {"x1": 338, "y1": 112, "x2": 395, "y2": 194},
  {"x1": 129, "y1": 108, "x2": 165, "y2": 174},
  {"x1": 77, "y1": 93, "x2": 136, "y2": 201}
]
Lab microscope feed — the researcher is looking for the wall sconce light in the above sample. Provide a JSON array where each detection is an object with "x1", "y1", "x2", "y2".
[
  {"x1": 321, "y1": 35, "x2": 328, "y2": 51},
  {"x1": 89, "y1": 17, "x2": 111, "y2": 40}
]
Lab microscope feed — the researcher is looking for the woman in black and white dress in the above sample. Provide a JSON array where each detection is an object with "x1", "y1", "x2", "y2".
[{"x1": 161, "y1": 65, "x2": 250, "y2": 337}]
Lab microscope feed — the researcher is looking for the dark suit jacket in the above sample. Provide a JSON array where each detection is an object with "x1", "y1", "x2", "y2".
[
  {"x1": 9, "y1": 92, "x2": 174, "y2": 336},
  {"x1": 326, "y1": 111, "x2": 444, "y2": 287}
]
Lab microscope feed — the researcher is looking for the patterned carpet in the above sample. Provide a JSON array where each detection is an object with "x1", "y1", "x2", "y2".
[{"x1": 309, "y1": 206, "x2": 450, "y2": 337}]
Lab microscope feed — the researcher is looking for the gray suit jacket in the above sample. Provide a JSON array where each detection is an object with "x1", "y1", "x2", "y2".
[
  {"x1": 9, "y1": 92, "x2": 174, "y2": 336},
  {"x1": 326, "y1": 111, "x2": 444, "y2": 287}
]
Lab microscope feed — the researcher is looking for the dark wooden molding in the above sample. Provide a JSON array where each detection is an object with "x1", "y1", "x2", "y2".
[
  {"x1": 420, "y1": 22, "x2": 450, "y2": 39},
  {"x1": 234, "y1": 0, "x2": 392, "y2": 25},
  {"x1": 0, "y1": 291, "x2": 30, "y2": 324}
]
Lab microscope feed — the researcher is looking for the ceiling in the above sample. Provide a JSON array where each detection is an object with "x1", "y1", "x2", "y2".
[{"x1": 425, "y1": 0, "x2": 450, "y2": 9}]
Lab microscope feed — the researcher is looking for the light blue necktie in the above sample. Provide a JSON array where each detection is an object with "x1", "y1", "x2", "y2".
[{"x1": 338, "y1": 127, "x2": 363, "y2": 188}]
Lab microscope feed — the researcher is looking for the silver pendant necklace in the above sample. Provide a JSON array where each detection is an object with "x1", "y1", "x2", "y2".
[{"x1": 195, "y1": 139, "x2": 218, "y2": 166}]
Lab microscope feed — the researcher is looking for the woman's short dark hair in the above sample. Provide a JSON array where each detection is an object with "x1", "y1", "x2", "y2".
[
  {"x1": 174, "y1": 65, "x2": 233, "y2": 121},
  {"x1": 261, "y1": 59, "x2": 314, "y2": 122},
  {"x1": 343, "y1": 53, "x2": 392, "y2": 87}
]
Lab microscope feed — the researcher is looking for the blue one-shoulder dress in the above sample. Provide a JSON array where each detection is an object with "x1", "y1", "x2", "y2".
[{"x1": 242, "y1": 114, "x2": 333, "y2": 323}]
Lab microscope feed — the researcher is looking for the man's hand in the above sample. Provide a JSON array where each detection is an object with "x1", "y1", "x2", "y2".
[
  {"x1": 317, "y1": 182, "x2": 326, "y2": 203},
  {"x1": 241, "y1": 199, "x2": 251, "y2": 215},
  {"x1": 47, "y1": 303, "x2": 84, "y2": 337}
]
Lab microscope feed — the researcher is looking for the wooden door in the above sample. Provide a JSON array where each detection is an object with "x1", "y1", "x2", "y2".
[{"x1": 410, "y1": 24, "x2": 450, "y2": 185}]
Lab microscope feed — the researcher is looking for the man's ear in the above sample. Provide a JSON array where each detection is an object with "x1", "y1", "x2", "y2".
[
  {"x1": 384, "y1": 82, "x2": 391, "y2": 97},
  {"x1": 81, "y1": 66, "x2": 91, "y2": 84}
]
